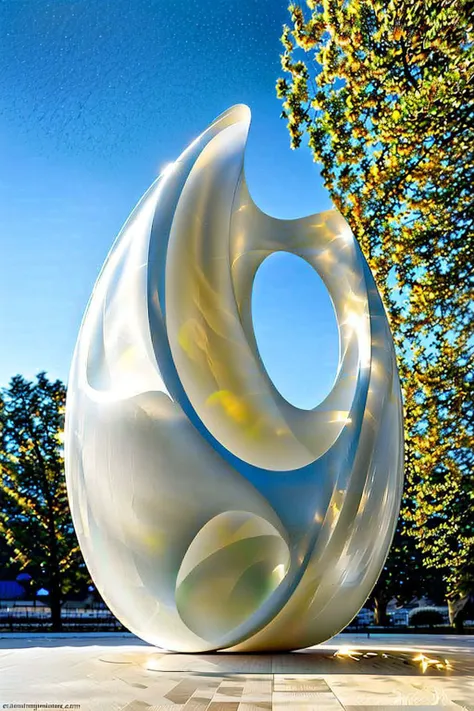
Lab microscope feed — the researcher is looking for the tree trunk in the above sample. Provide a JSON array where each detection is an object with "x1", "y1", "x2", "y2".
[
  {"x1": 448, "y1": 596, "x2": 468, "y2": 633},
  {"x1": 44, "y1": 481, "x2": 62, "y2": 631},
  {"x1": 373, "y1": 595, "x2": 389, "y2": 626},
  {"x1": 49, "y1": 592, "x2": 62, "y2": 632}
]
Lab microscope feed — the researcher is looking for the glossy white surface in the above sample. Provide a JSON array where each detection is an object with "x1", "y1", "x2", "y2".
[{"x1": 65, "y1": 105, "x2": 404, "y2": 652}]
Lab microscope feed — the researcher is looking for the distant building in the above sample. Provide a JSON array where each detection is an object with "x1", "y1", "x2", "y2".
[
  {"x1": 354, "y1": 608, "x2": 374, "y2": 625},
  {"x1": 0, "y1": 580, "x2": 25, "y2": 602},
  {"x1": 388, "y1": 608, "x2": 409, "y2": 626}
]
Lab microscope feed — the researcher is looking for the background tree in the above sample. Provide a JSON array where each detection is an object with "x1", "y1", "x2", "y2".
[
  {"x1": 369, "y1": 520, "x2": 420, "y2": 626},
  {"x1": 369, "y1": 513, "x2": 446, "y2": 625},
  {"x1": 0, "y1": 535, "x2": 17, "y2": 579},
  {"x1": 0, "y1": 373, "x2": 86, "y2": 630},
  {"x1": 277, "y1": 0, "x2": 473, "y2": 620},
  {"x1": 370, "y1": 518, "x2": 431, "y2": 626}
]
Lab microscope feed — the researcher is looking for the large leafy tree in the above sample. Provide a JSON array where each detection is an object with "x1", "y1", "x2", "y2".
[
  {"x1": 277, "y1": 0, "x2": 473, "y2": 620},
  {"x1": 0, "y1": 373, "x2": 86, "y2": 630},
  {"x1": 0, "y1": 535, "x2": 17, "y2": 578},
  {"x1": 369, "y1": 516, "x2": 446, "y2": 625},
  {"x1": 369, "y1": 520, "x2": 422, "y2": 626}
]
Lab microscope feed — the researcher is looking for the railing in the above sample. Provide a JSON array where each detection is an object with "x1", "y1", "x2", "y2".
[{"x1": 0, "y1": 606, "x2": 125, "y2": 632}]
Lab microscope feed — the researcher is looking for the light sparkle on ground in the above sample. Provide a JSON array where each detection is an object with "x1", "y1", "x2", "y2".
[{"x1": 0, "y1": 633, "x2": 473, "y2": 710}]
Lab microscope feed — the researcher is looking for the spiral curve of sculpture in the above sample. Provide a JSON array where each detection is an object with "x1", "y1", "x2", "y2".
[{"x1": 65, "y1": 104, "x2": 404, "y2": 652}]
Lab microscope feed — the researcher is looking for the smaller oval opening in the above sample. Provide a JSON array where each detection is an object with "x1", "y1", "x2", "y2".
[{"x1": 252, "y1": 252, "x2": 339, "y2": 410}]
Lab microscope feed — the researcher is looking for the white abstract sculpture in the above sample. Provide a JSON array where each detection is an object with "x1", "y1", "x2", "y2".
[{"x1": 65, "y1": 105, "x2": 404, "y2": 652}]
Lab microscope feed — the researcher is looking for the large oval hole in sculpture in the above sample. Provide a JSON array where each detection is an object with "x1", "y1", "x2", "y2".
[{"x1": 252, "y1": 252, "x2": 339, "y2": 410}]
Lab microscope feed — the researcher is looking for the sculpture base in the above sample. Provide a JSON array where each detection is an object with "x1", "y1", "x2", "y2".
[{"x1": 0, "y1": 633, "x2": 472, "y2": 710}]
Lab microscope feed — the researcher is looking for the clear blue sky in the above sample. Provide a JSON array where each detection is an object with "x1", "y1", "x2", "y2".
[{"x1": 0, "y1": 0, "x2": 339, "y2": 409}]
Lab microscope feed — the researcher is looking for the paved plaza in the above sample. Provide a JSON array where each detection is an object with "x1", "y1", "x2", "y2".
[{"x1": 0, "y1": 633, "x2": 473, "y2": 710}]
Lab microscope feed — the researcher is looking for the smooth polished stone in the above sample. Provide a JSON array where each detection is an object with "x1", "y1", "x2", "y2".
[{"x1": 65, "y1": 104, "x2": 403, "y2": 652}]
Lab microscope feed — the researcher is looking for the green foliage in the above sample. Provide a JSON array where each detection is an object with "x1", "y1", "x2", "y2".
[
  {"x1": 278, "y1": 0, "x2": 474, "y2": 608},
  {"x1": 0, "y1": 534, "x2": 17, "y2": 577},
  {"x1": 369, "y1": 517, "x2": 421, "y2": 625},
  {"x1": 0, "y1": 373, "x2": 87, "y2": 629},
  {"x1": 409, "y1": 608, "x2": 444, "y2": 627},
  {"x1": 369, "y1": 514, "x2": 446, "y2": 624}
]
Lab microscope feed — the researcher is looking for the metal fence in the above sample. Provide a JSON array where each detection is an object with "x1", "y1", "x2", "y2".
[{"x1": 0, "y1": 606, "x2": 125, "y2": 632}]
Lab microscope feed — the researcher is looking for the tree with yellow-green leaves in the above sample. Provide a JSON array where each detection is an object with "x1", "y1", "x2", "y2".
[
  {"x1": 277, "y1": 0, "x2": 474, "y2": 626},
  {"x1": 0, "y1": 373, "x2": 87, "y2": 630}
]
